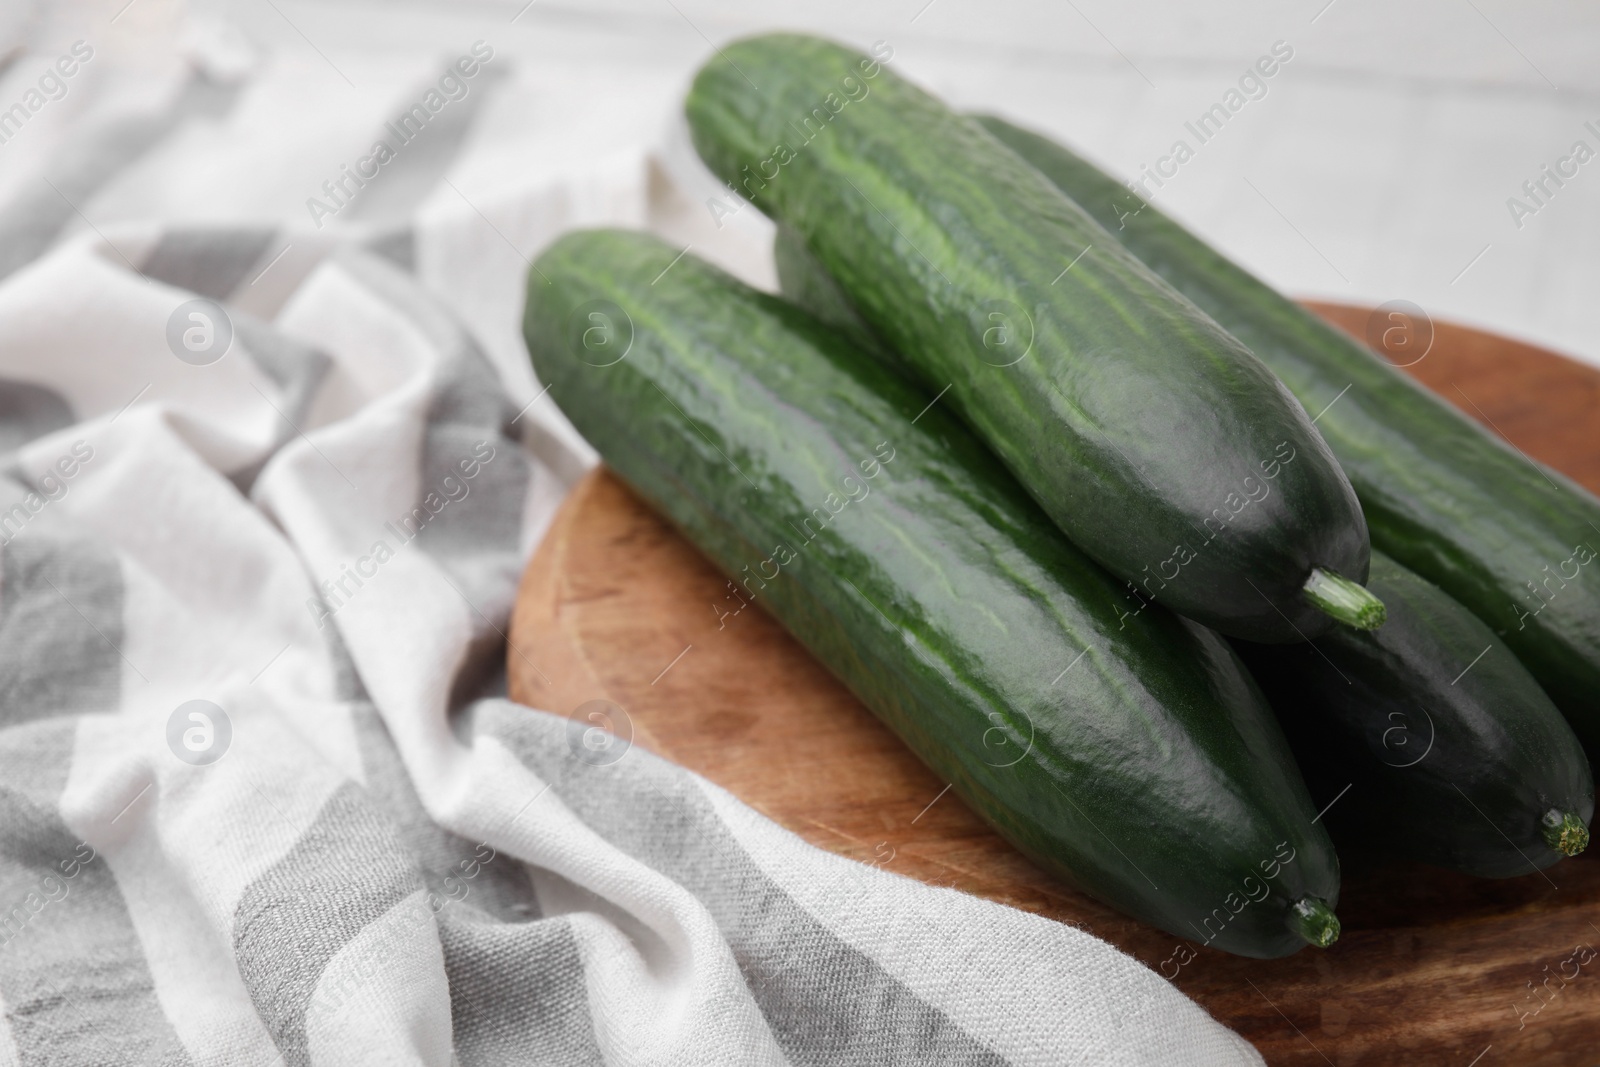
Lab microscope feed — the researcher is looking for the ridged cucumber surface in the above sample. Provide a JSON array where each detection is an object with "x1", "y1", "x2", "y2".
[
  {"x1": 524, "y1": 228, "x2": 1340, "y2": 957},
  {"x1": 1235, "y1": 552, "x2": 1593, "y2": 878},
  {"x1": 975, "y1": 112, "x2": 1600, "y2": 758},
  {"x1": 686, "y1": 33, "x2": 1377, "y2": 644},
  {"x1": 773, "y1": 221, "x2": 891, "y2": 360}
]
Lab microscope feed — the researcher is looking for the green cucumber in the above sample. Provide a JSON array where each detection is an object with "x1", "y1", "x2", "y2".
[
  {"x1": 772, "y1": 196, "x2": 1594, "y2": 877},
  {"x1": 1234, "y1": 552, "x2": 1593, "y2": 878},
  {"x1": 524, "y1": 228, "x2": 1340, "y2": 958},
  {"x1": 773, "y1": 205, "x2": 1594, "y2": 877},
  {"x1": 973, "y1": 113, "x2": 1600, "y2": 757},
  {"x1": 685, "y1": 33, "x2": 1379, "y2": 644},
  {"x1": 771, "y1": 221, "x2": 888, "y2": 359},
  {"x1": 772, "y1": 223, "x2": 903, "y2": 379}
]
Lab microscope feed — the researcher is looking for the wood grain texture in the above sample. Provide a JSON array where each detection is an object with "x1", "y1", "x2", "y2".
[{"x1": 508, "y1": 303, "x2": 1600, "y2": 1066}]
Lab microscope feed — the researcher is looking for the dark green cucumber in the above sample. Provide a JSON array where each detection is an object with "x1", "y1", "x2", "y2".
[
  {"x1": 685, "y1": 33, "x2": 1378, "y2": 644},
  {"x1": 974, "y1": 114, "x2": 1600, "y2": 758},
  {"x1": 1234, "y1": 552, "x2": 1593, "y2": 878},
  {"x1": 773, "y1": 213, "x2": 1597, "y2": 875},
  {"x1": 524, "y1": 228, "x2": 1340, "y2": 958},
  {"x1": 771, "y1": 221, "x2": 888, "y2": 359}
]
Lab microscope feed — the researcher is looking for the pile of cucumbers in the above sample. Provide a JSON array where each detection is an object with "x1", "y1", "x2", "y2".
[{"x1": 521, "y1": 34, "x2": 1598, "y2": 960}]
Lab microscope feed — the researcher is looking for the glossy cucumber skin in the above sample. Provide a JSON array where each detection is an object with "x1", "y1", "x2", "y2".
[
  {"x1": 975, "y1": 113, "x2": 1600, "y2": 756},
  {"x1": 772, "y1": 221, "x2": 889, "y2": 359},
  {"x1": 773, "y1": 211, "x2": 1597, "y2": 878},
  {"x1": 523, "y1": 229, "x2": 1339, "y2": 958},
  {"x1": 684, "y1": 34, "x2": 1370, "y2": 644},
  {"x1": 1235, "y1": 553, "x2": 1593, "y2": 878}
]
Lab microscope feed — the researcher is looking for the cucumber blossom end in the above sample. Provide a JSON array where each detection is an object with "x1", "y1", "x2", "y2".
[
  {"x1": 1302, "y1": 568, "x2": 1386, "y2": 631},
  {"x1": 1542, "y1": 809, "x2": 1590, "y2": 857},
  {"x1": 1287, "y1": 897, "x2": 1341, "y2": 949}
]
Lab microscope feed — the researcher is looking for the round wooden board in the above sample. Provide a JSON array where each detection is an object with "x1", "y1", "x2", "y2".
[{"x1": 507, "y1": 303, "x2": 1600, "y2": 1066}]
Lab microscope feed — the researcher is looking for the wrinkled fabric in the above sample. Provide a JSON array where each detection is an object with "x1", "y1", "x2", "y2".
[
  {"x1": 0, "y1": 5, "x2": 1265, "y2": 1064},
  {"x1": 0, "y1": 230, "x2": 1262, "y2": 1066}
]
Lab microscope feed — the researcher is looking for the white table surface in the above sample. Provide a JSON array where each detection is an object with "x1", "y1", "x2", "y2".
[{"x1": 11, "y1": 0, "x2": 1600, "y2": 369}]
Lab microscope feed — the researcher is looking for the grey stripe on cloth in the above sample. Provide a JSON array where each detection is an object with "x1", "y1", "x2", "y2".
[
  {"x1": 414, "y1": 344, "x2": 530, "y2": 711},
  {"x1": 234, "y1": 316, "x2": 330, "y2": 406},
  {"x1": 414, "y1": 353, "x2": 531, "y2": 713},
  {"x1": 228, "y1": 317, "x2": 333, "y2": 496},
  {"x1": 0, "y1": 536, "x2": 125, "y2": 724},
  {"x1": 0, "y1": 718, "x2": 191, "y2": 1065},
  {"x1": 437, "y1": 908, "x2": 604, "y2": 1066},
  {"x1": 339, "y1": 66, "x2": 509, "y2": 228},
  {"x1": 317, "y1": 606, "x2": 369, "y2": 707},
  {"x1": 0, "y1": 379, "x2": 74, "y2": 456},
  {"x1": 421, "y1": 402, "x2": 526, "y2": 530},
  {"x1": 337, "y1": 251, "x2": 528, "y2": 559},
  {"x1": 350, "y1": 703, "x2": 539, "y2": 923},
  {"x1": 285, "y1": 252, "x2": 534, "y2": 712},
  {"x1": 231, "y1": 782, "x2": 423, "y2": 1067},
  {"x1": 412, "y1": 408, "x2": 527, "y2": 567},
  {"x1": 0, "y1": 72, "x2": 243, "y2": 281},
  {"x1": 363, "y1": 228, "x2": 415, "y2": 272},
  {"x1": 478, "y1": 701, "x2": 1010, "y2": 1067},
  {"x1": 334, "y1": 251, "x2": 532, "y2": 605},
  {"x1": 138, "y1": 228, "x2": 278, "y2": 300}
]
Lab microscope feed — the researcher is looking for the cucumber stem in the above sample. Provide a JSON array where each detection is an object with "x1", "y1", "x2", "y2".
[
  {"x1": 1302, "y1": 568, "x2": 1386, "y2": 631},
  {"x1": 1542, "y1": 809, "x2": 1590, "y2": 856},
  {"x1": 1286, "y1": 897, "x2": 1341, "y2": 949}
]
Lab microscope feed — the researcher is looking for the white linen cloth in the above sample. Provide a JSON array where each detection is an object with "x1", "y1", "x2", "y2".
[
  {"x1": 0, "y1": 113, "x2": 1267, "y2": 1067},
  {"x1": 0, "y1": 1, "x2": 1280, "y2": 1065}
]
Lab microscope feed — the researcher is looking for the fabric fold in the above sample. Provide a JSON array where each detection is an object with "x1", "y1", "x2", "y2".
[{"x1": 0, "y1": 9, "x2": 1263, "y2": 1064}]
